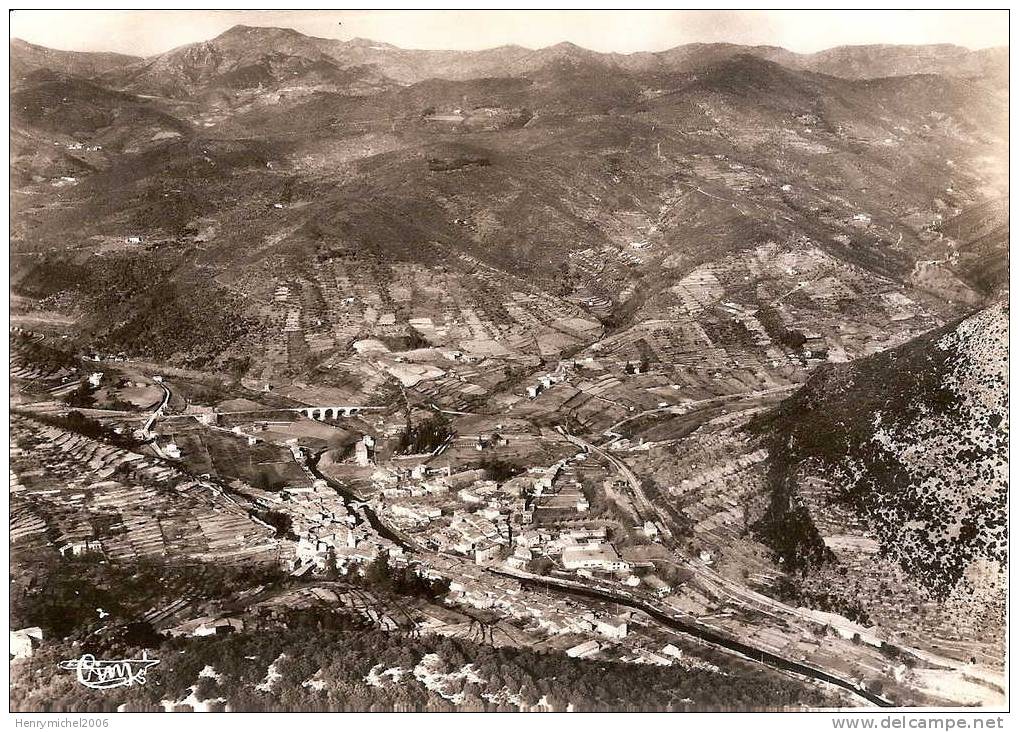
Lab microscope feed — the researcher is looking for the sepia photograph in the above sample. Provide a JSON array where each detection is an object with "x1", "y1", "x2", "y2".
[{"x1": 7, "y1": 7, "x2": 1010, "y2": 719}]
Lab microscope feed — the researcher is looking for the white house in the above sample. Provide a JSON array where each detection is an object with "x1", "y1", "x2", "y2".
[
  {"x1": 354, "y1": 438, "x2": 373, "y2": 466},
  {"x1": 562, "y1": 543, "x2": 629, "y2": 572},
  {"x1": 566, "y1": 639, "x2": 601, "y2": 659},
  {"x1": 59, "y1": 539, "x2": 102, "y2": 557},
  {"x1": 193, "y1": 618, "x2": 243, "y2": 637},
  {"x1": 474, "y1": 542, "x2": 502, "y2": 565},
  {"x1": 10, "y1": 627, "x2": 43, "y2": 660},
  {"x1": 594, "y1": 615, "x2": 628, "y2": 640}
]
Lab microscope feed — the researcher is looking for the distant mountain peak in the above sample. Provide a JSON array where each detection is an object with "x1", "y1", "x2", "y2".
[
  {"x1": 697, "y1": 53, "x2": 803, "y2": 87},
  {"x1": 215, "y1": 24, "x2": 303, "y2": 39},
  {"x1": 344, "y1": 36, "x2": 393, "y2": 47}
]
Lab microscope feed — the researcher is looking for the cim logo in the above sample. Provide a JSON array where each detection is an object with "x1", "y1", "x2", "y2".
[{"x1": 57, "y1": 652, "x2": 160, "y2": 690}]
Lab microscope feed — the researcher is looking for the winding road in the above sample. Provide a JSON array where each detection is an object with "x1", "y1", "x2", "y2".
[
  {"x1": 142, "y1": 379, "x2": 172, "y2": 458},
  {"x1": 490, "y1": 567, "x2": 894, "y2": 707},
  {"x1": 603, "y1": 384, "x2": 798, "y2": 437}
]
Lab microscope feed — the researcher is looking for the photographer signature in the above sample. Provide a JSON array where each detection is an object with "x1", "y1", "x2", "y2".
[{"x1": 57, "y1": 652, "x2": 160, "y2": 690}]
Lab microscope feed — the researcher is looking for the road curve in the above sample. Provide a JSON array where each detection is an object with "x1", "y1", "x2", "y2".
[
  {"x1": 491, "y1": 567, "x2": 894, "y2": 708},
  {"x1": 142, "y1": 380, "x2": 172, "y2": 458}
]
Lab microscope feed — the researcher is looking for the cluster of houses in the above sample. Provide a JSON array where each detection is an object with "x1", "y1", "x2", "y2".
[
  {"x1": 508, "y1": 525, "x2": 634, "y2": 580},
  {"x1": 566, "y1": 635, "x2": 687, "y2": 663},
  {"x1": 381, "y1": 477, "x2": 512, "y2": 565},
  {"x1": 62, "y1": 141, "x2": 102, "y2": 152},
  {"x1": 234, "y1": 474, "x2": 402, "y2": 575},
  {"x1": 374, "y1": 447, "x2": 637, "y2": 579},
  {"x1": 532, "y1": 465, "x2": 590, "y2": 514},
  {"x1": 445, "y1": 573, "x2": 631, "y2": 641},
  {"x1": 372, "y1": 466, "x2": 513, "y2": 564},
  {"x1": 525, "y1": 367, "x2": 568, "y2": 399},
  {"x1": 430, "y1": 511, "x2": 505, "y2": 564},
  {"x1": 379, "y1": 450, "x2": 607, "y2": 567}
]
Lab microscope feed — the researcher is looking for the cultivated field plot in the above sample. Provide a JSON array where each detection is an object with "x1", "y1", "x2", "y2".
[{"x1": 10, "y1": 416, "x2": 280, "y2": 563}]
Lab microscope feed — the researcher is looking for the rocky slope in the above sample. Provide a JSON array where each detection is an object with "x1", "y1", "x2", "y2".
[{"x1": 752, "y1": 302, "x2": 1007, "y2": 599}]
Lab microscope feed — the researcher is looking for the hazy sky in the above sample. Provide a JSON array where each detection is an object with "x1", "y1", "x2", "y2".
[{"x1": 9, "y1": 9, "x2": 1010, "y2": 58}]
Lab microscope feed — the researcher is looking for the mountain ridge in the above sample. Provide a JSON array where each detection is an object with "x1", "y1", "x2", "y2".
[
  {"x1": 12, "y1": 26, "x2": 1009, "y2": 93},
  {"x1": 14, "y1": 26, "x2": 1004, "y2": 61}
]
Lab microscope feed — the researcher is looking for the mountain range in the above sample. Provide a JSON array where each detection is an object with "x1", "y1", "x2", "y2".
[
  {"x1": 11, "y1": 26, "x2": 1007, "y2": 354},
  {"x1": 13, "y1": 27, "x2": 1008, "y2": 92}
]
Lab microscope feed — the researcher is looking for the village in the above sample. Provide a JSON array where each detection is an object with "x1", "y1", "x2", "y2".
[
  {"x1": 7, "y1": 228, "x2": 1006, "y2": 705},
  {"x1": 11, "y1": 316, "x2": 1003, "y2": 711}
]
